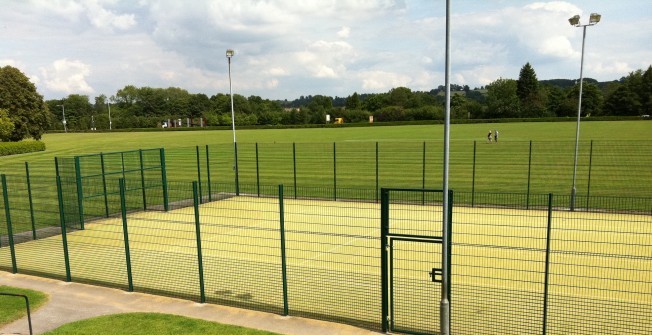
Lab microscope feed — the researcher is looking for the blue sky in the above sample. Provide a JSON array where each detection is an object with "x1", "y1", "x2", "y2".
[{"x1": 1, "y1": 0, "x2": 650, "y2": 101}]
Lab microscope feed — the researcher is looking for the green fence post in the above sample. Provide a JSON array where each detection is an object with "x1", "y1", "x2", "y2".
[
  {"x1": 471, "y1": 141, "x2": 477, "y2": 207},
  {"x1": 278, "y1": 184, "x2": 289, "y2": 315},
  {"x1": 160, "y1": 148, "x2": 169, "y2": 211},
  {"x1": 542, "y1": 193, "x2": 553, "y2": 335},
  {"x1": 193, "y1": 181, "x2": 206, "y2": 303},
  {"x1": 119, "y1": 178, "x2": 134, "y2": 292},
  {"x1": 422, "y1": 142, "x2": 426, "y2": 205},
  {"x1": 25, "y1": 162, "x2": 37, "y2": 240},
  {"x1": 292, "y1": 142, "x2": 297, "y2": 199},
  {"x1": 2, "y1": 175, "x2": 18, "y2": 273},
  {"x1": 234, "y1": 142, "x2": 240, "y2": 196},
  {"x1": 375, "y1": 142, "x2": 379, "y2": 203},
  {"x1": 255, "y1": 143, "x2": 260, "y2": 197},
  {"x1": 527, "y1": 140, "x2": 533, "y2": 209},
  {"x1": 333, "y1": 142, "x2": 337, "y2": 201},
  {"x1": 74, "y1": 156, "x2": 85, "y2": 230},
  {"x1": 195, "y1": 146, "x2": 203, "y2": 204},
  {"x1": 56, "y1": 176, "x2": 72, "y2": 282},
  {"x1": 586, "y1": 140, "x2": 593, "y2": 210},
  {"x1": 139, "y1": 149, "x2": 147, "y2": 210},
  {"x1": 205, "y1": 145, "x2": 212, "y2": 202},
  {"x1": 100, "y1": 153, "x2": 109, "y2": 217},
  {"x1": 447, "y1": 189, "x2": 453, "y2": 301},
  {"x1": 380, "y1": 188, "x2": 389, "y2": 332}
]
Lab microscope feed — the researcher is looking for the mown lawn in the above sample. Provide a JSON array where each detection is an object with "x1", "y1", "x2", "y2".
[
  {"x1": 42, "y1": 313, "x2": 283, "y2": 335},
  {"x1": 0, "y1": 285, "x2": 48, "y2": 326}
]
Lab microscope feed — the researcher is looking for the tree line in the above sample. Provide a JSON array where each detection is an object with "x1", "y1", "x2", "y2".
[{"x1": 0, "y1": 63, "x2": 650, "y2": 140}]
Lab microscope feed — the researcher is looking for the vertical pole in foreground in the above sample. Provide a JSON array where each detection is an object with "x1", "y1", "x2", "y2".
[
  {"x1": 2, "y1": 175, "x2": 18, "y2": 273},
  {"x1": 56, "y1": 176, "x2": 72, "y2": 282},
  {"x1": 227, "y1": 49, "x2": 240, "y2": 196},
  {"x1": 278, "y1": 185, "x2": 289, "y2": 315},
  {"x1": 25, "y1": 162, "x2": 37, "y2": 240},
  {"x1": 193, "y1": 181, "x2": 206, "y2": 303},
  {"x1": 440, "y1": 0, "x2": 452, "y2": 333},
  {"x1": 119, "y1": 179, "x2": 134, "y2": 292},
  {"x1": 380, "y1": 188, "x2": 390, "y2": 332}
]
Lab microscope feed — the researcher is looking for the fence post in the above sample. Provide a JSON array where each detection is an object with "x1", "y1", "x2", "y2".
[
  {"x1": 100, "y1": 153, "x2": 109, "y2": 217},
  {"x1": 292, "y1": 142, "x2": 297, "y2": 199},
  {"x1": 205, "y1": 145, "x2": 212, "y2": 202},
  {"x1": 119, "y1": 178, "x2": 134, "y2": 292},
  {"x1": 25, "y1": 162, "x2": 37, "y2": 240},
  {"x1": 542, "y1": 193, "x2": 553, "y2": 335},
  {"x1": 527, "y1": 140, "x2": 533, "y2": 209},
  {"x1": 278, "y1": 184, "x2": 289, "y2": 315},
  {"x1": 255, "y1": 143, "x2": 260, "y2": 197},
  {"x1": 380, "y1": 188, "x2": 389, "y2": 332},
  {"x1": 422, "y1": 142, "x2": 426, "y2": 205},
  {"x1": 586, "y1": 140, "x2": 594, "y2": 210},
  {"x1": 56, "y1": 176, "x2": 72, "y2": 282},
  {"x1": 333, "y1": 142, "x2": 337, "y2": 201},
  {"x1": 193, "y1": 181, "x2": 206, "y2": 303},
  {"x1": 471, "y1": 141, "x2": 477, "y2": 207},
  {"x1": 375, "y1": 142, "x2": 379, "y2": 203},
  {"x1": 74, "y1": 157, "x2": 85, "y2": 230},
  {"x1": 2, "y1": 175, "x2": 18, "y2": 273},
  {"x1": 195, "y1": 146, "x2": 203, "y2": 204},
  {"x1": 160, "y1": 148, "x2": 169, "y2": 211},
  {"x1": 139, "y1": 149, "x2": 147, "y2": 210},
  {"x1": 234, "y1": 142, "x2": 240, "y2": 196}
]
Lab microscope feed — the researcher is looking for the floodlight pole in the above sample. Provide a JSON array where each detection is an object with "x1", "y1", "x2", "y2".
[
  {"x1": 226, "y1": 49, "x2": 239, "y2": 195},
  {"x1": 107, "y1": 101, "x2": 112, "y2": 130},
  {"x1": 440, "y1": 0, "x2": 451, "y2": 334},
  {"x1": 569, "y1": 13, "x2": 600, "y2": 211},
  {"x1": 57, "y1": 104, "x2": 67, "y2": 133}
]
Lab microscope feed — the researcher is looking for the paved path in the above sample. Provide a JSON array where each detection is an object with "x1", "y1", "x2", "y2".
[{"x1": 1, "y1": 272, "x2": 380, "y2": 335}]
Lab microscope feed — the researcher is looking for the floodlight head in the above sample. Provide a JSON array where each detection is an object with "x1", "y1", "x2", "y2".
[
  {"x1": 226, "y1": 49, "x2": 235, "y2": 58},
  {"x1": 568, "y1": 15, "x2": 580, "y2": 26},
  {"x1": 589, "y1": 13, "x2": 601, "y2": 24}
]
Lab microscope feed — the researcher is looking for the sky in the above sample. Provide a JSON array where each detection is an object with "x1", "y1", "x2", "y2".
[{"x1": 1, "y1": 0, "x2": 651, "y2": 101}]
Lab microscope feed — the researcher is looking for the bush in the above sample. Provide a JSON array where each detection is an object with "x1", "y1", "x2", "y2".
[{"x1": 0, "y1": 140, "x2": 45, "y2": 156}]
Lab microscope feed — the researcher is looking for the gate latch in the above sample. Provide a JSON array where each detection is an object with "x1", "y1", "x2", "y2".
[{"x1": 429, "y1": 268, "x2": 443, "y2": 283}]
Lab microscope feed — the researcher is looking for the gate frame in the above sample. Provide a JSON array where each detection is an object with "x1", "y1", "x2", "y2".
[{"x1": 380, "y1": 188, "x2": 452, "y2": 334}]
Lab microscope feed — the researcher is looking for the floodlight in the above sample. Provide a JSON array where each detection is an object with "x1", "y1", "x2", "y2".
[
  {"x1": 568, "y1": 15, "x2": 580, "y2": 26},
  {"x1": 589, "y1": 13, "x2": 601, "y2": 24},
  {"x1": 226, "y1": 49, "x2": 235, "y2": 58}
]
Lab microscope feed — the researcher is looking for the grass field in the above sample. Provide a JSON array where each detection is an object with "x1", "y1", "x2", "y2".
[
  {"x1": 0, "y1": 285, "x2": 48, "y2": 326},
  {"x1": 1, "y1": 195, "x2": 650, "y2": 334}
]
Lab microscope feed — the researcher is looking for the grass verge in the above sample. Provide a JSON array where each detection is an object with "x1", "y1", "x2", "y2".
[
  {"x1": 0, "y1": 285, "x2": 48, "y2": 326},
  {"x1": 42, "y1": 312, "x2": 283, "y2": 335}
]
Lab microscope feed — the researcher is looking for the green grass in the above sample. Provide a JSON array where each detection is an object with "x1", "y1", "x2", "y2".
[
  {"x1": 0, "y1": 285, "x2": 48, "y2": 326},
  {"x1": 42, "y1": 313, "x2": 283, "y2": 335}
]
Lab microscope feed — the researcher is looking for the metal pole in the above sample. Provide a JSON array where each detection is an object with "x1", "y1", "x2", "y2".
[
  {"x1": 107, "y1": 101, "x2": 112, "y2": 130},
  {"x1": 441, "y1": 0, "x2": 452, "y2": 333},
  {"x1": 570, "y1": 25, "x2": 587, "y2": 211},
  {"x1": 227, "y1": 50, "x2": 239, "y2": 196}
]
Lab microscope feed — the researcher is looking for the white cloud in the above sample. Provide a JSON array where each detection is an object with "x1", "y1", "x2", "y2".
[
  {"x1": 84, "y1": 1, "x2": 136, "y2": 31},
  {"x1": 40, "y1": 59, "x2": 94, "y2": 94},
  {"x1": 338, "y1": 26, "x2": 351, "y2": 39},
  {"x1": 359, "y1": 70, "x2": 411, "y2": 91}
]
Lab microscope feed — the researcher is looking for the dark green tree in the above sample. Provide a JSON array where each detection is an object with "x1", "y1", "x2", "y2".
[
  {"x1": 0, "y1": 65, "x2": 50, "y2": 140},
  {"x1": 485, "y1": 78, "x2": 519, "y2": 118}
]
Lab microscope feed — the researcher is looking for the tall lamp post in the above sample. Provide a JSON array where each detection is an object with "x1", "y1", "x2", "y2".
[
  {"x1": 56, "y1": 104, "x2": 67, "y2": 133},
  {"x1": 106, "y1": 101, "x2": 112, "y2": 130},
  {"x1": 568, "y1": 12, "x2": 601, "y2": 211},
  {"x1": 226, "y1": 49, "x2": 239, "y2": 195}
]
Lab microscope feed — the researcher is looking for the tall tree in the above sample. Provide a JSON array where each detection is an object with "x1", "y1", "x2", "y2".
[
  {"x1": 517, "y1": 62, "x2": 547, "y2": 117},
  {"x1": 0, "y1": 66, "x2": 50, "y2": 140},
  {"x1": 485, "y1": 78, "x2": 519, "y2": 118}
]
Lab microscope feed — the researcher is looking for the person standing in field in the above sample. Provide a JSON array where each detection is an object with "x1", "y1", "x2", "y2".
[
  {"x1": 494, "y1": 130, "x2": 499, "y2": 142},
  {"x1": 487, "y1": 130, "x2": 492, "y2": 143}
]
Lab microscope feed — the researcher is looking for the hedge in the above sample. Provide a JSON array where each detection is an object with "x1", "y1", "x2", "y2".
[{"x1": 0, "y1": 140, "x2": 46, "y2": 156}]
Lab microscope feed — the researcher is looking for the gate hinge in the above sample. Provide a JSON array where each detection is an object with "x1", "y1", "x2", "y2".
[
  {"x1": 385, "y1": 244, "x2": 391, "y2": 251},
  {"x1": 429, "y1": 268, "x2": 443, "y2": 283}
]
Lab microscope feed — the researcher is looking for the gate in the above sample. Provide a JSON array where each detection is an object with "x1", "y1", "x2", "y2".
[{"x1": 381, "y1": 188, "x2": 452, "y2": 334}]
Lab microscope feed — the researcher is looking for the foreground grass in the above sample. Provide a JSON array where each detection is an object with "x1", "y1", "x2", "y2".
[
  {"x1": 43, "y1": 313, "x2": 283, "y2": 335},
  {"x1": 0, "y1": 286, "x2": 48, "y2": 326}
]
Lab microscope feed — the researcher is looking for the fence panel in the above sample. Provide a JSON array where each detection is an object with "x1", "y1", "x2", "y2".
[
  {"x1": 589, "y1": 141, "x2": 652, "y2": 198},
  {"x1": 283, "y1": 190, "x2": 382, "y2": 331},
  {"x1": 547, "y1": 209, "x2": 652, "y2": 335},
  {"x1": 200, "y1": 184, "x2": 284, "y2": 314},
  {"x1": 451, "y1": 193, "x2": 550, "y2": 335}
]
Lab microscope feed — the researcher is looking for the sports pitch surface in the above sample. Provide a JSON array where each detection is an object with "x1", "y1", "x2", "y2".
[{"x1": 1, "y1": 196, "x2": 650, "y2": 334}]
